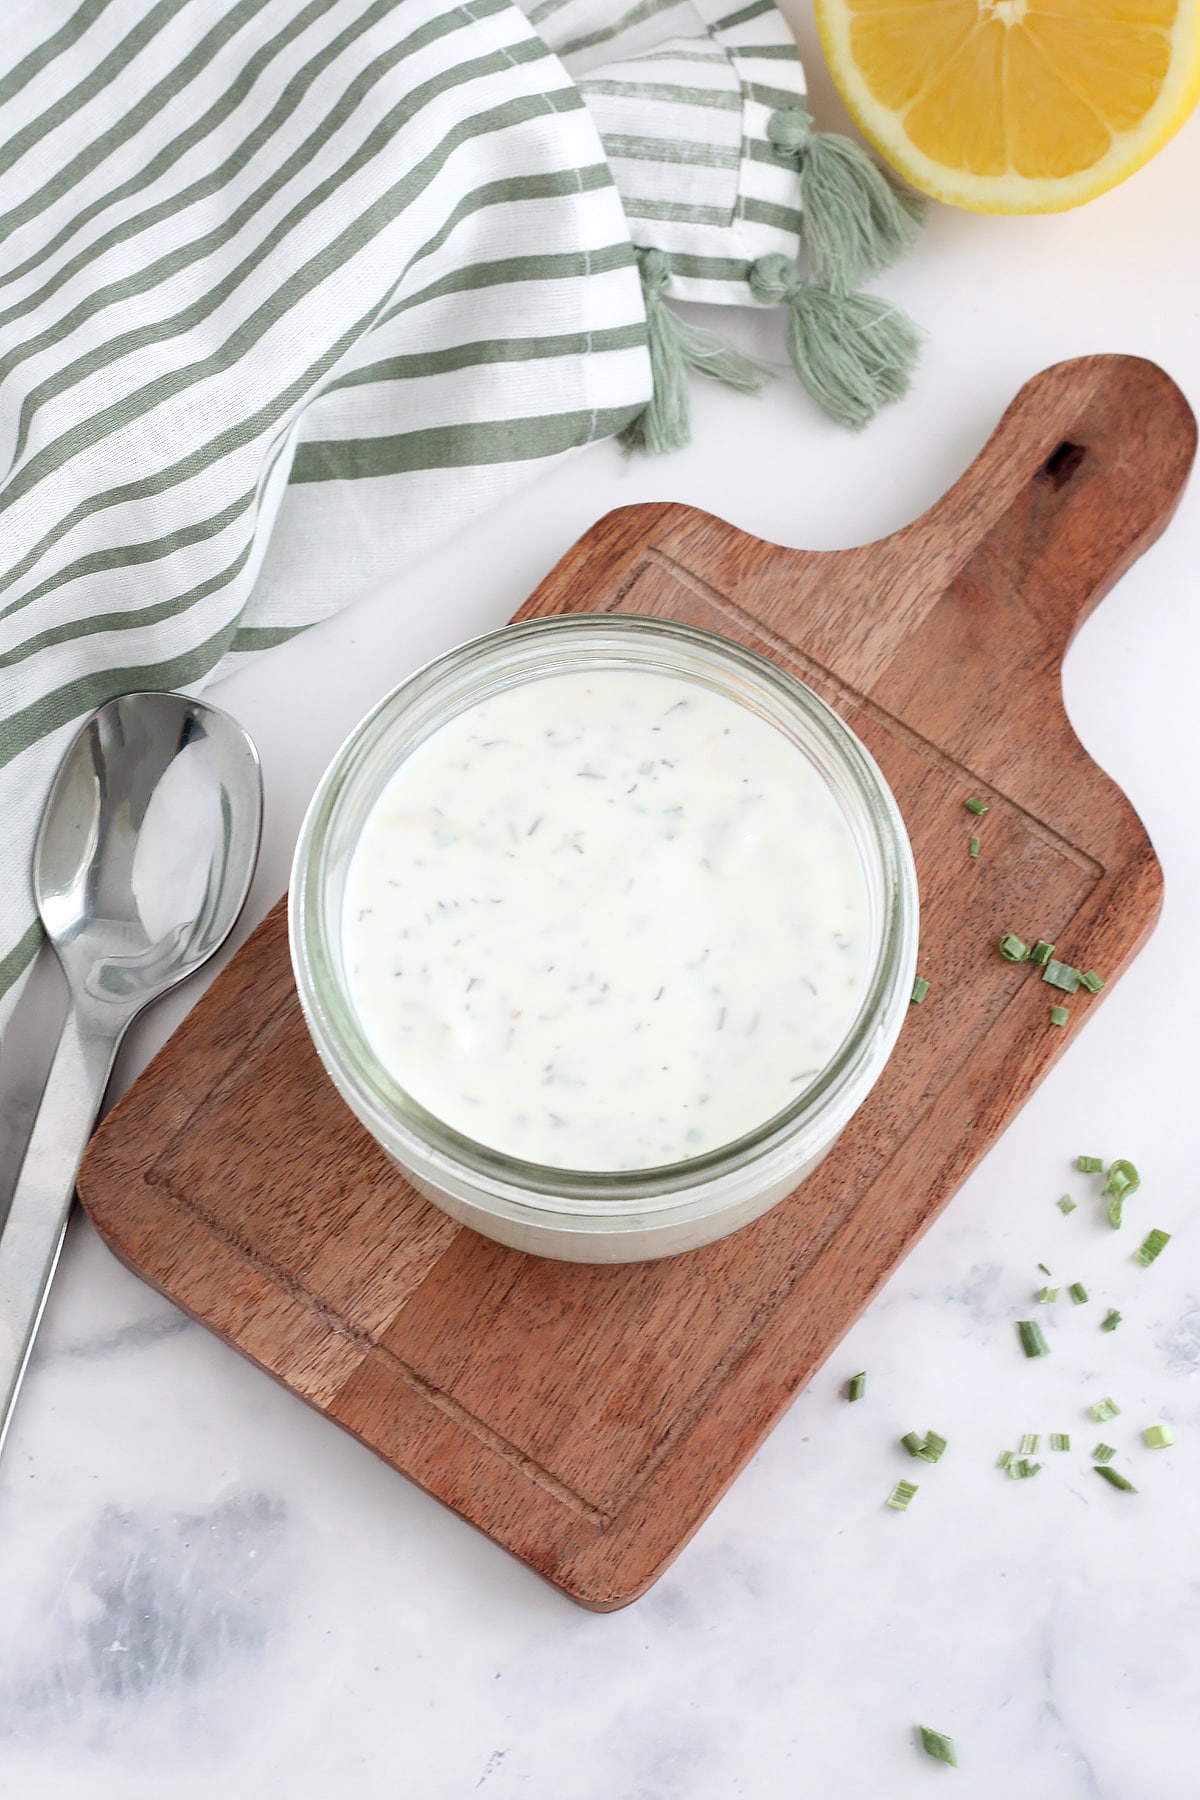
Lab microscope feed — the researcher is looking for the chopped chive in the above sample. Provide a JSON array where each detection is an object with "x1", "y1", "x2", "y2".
[
  {"x1": 910, "y1": 976, "x2": 931, "y2": 1005},
  {"x1": 1042, "y1": 959, "x2": 1081, "y2": 993},
  {"x1": 999, "y1": 933, "x2": 1030, "y2": 962},
  {"x1": 1036, "y1": 1286, "x2": 1058, "y2": 1304},
  {"x1": 1056, "y1": 1195, "x2": 1076, "y2": 1215},
  {"x1": 997, "y1": 1450, "x2": 1015, "y2": 1470},
  {"x1": 1076, "y1": 1155, "x2": 1103, "y2": 1174},
  {"x1": 1051, "y1": 1433, "x2": 1070, "y2": 1453},
  {"x1": 1093, "y1": 1442, "x2": 1116, "y2": 1463},
  {"x1": 968, "y1": 835, "x2": 981, "y2": 859},
  {"x1": 901, "y1": 1431, "x2": 927, "y2": 1459},
  {"x1": 1101, "y1": 1308, "x2": 1122, "y2": 1332},
  {"x1": 1038, "y1": 1262, "x2": 1053, "y2": 1276},
  {"x1": 1011, "y1": 1457, "x2": 1042, "y2": 1480},
  {"x1": 918, "y1": 1726, "x2": 957, "y2": 1767},
  {"x1": 887, "y1": 1478, "x2": 919, "y2": 1511},
  {"x1": 1068, "y1": 1282, "x2": 1089, "y2": 1305},
  {"x1": 1020, "y1": 1433, "x2": 1041, "y2": 1456},
  {"x1": 1134, "y1": 1227, "x2": 1171, "y2": 1267},
  {"x1": 847, "y1": 1370, "x2": 867, "y2": 1402},
  {"x1": 1144, "y1": 1423, "x2": 1174, "y2": 1449},
  {"x1": 964, "y1": 796, "x2": 988, "y2": 816},
  {"x1": 1094, "y1": 1464, "x2": 1136, "y2": 1493},
  {"x1": 1089, "y1": 1396, "x2": 1121, "y2": 1422},
  {"x1": 920, "y1": 1431, "x2": 947, "y2": 1464},
  {"x1": 1079, "y1": 969, "x2": 1104, "y2": 994},
  {"x1": 1103, "y1": 1160, "x2": 1139, "y2": 1230},
  {"x1": 1017, "y1": 1319, "x2": 1051, "y2": 1358},
  {"x1": 1030, "y1": 940, "x2": 1055, "y2": 967},
  {"x1": 1049, "y1": 1005, "x2": 1070, "y2": 1027}
]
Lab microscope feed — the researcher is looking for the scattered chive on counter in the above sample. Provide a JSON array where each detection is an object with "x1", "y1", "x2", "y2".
[
  {"x1": 1017, "y1": 1319, "x2": 1051, "y2": 1358},
  {"x1": 1042, "y1": 959, "x2": 1081, "y2": 992},
  {"x1": 964, "y1": 796, "x2": 988, "y2": 816},
  {"x1": 999, "y1": 933, "x2": 1030, "y2": 962},
  {"x1": 1093, "y1": 1442, "x2": 1117, "y2": 1463},
  {"x1": 887, "y1": 1478, "x2": 919, "y2": 1511},
  {"x1": 1051, "y1": 1433, "x2": 1070, "y2": 1452},
  {"x1": 1101, "y1": 1309, "x2": 1122, "y2": 1332},
  {"x1": 847, "y1": 1371, "x2": 867, "y2": 1402},
  {"x1": 1068, "y1": 1282, "x2": 1089, "y2": 1305},
  {"x1": 1135, "y1": 1227, "x2": 1170, "y2": 1267},
  {"x1": 1079, "y1": 970, "x2": 1104, "y2": 993},
  {"x1": 1089, "y1": 1396, "x2": 1121, "y2": 1423},
  {"x1": 997, "y1": 1450, "x2": 1015, "y2": 1470},
  {"x1": 1144, "y1": 1424, "x2": 1174, "y2": 1449},
  {"x1": 919, "y1": 1726, "x2": 957, "y2": 1767},
  {"x1": 1049, "y1": 1005, "x2": 1070, "y2": 1027},
  {"x1": 968, "y1": 835, "x2": 981, "y2": 859},
  {"x1": 1076, "y1": 1155, "x2": 1103, "y2": 1174},
  {"x1": 901, "y1": 1429, "x2": 947, "y2": 1463},
  {"x1": 1011, "y1": 1457, "x2": 1041, "y2": 1479},
  {"x1": 1037, "y1": 1262, "x2": 1052, "y2": 1276},
  {"x1": 1030, "y1": 940, "x2": 1055, "y2": 967},
  {"x1": 1056, "y1": 1195, "x2": 1076, "y2": 1214},
  {"x1": 910, "y1": 976, "x2": 931, "y2": 1005},
  {"x1": 1094, "y1": 1465, "x2": 1136, "y2": 1493},
  {"x1": 1103, "y1": 1159, "x2": 1140, "y2": 1229},
  {"x1": 1036, "y1": 1286, "x2": 1058, "y2": 1304},
  {"x1": 1020, "y1": 1433, "x2": 1040, "y2": 1456}
]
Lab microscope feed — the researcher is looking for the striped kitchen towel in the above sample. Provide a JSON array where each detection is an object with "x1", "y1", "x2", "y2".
[{"x1": 0, "y1": 0, "x2": 922, "y2": 1033}]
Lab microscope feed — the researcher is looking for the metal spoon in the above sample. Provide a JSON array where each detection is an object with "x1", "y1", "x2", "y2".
[{"x1": 0, "y1": 692, "x2": 262, "y2": 1456}]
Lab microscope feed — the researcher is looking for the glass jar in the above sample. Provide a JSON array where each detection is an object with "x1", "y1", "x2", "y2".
[{"x1": 289, "y1": 615, "x2": 918, "y2": 1263}]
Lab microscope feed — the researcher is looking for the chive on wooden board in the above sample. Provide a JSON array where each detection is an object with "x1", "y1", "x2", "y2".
[{"x1": 78, "y1": 356, "x2": 1194, "y2": 1609}]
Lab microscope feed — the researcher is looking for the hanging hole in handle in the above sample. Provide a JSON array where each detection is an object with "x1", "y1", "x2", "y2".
[{"x1": 1038, "y1": 440, "x2": 1087, "y2": 489}]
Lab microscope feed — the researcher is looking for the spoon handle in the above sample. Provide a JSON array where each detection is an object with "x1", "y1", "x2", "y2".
[{"x1": 0, "y1": 1002, "x2": 123, "y2": 1459}]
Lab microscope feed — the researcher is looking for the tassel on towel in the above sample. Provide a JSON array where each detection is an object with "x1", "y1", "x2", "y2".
[
  {"x1": 621, "y1": 248, "x2": 766, "y2": 454},
  {"x1": 768, "y1": 105, "x2": 925, "y2": 294},
  {"x1": 749, "y1": 254, "x2": 921, "y2": 431}
]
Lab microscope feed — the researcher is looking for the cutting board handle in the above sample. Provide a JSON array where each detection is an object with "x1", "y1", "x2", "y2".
[{"x1": 892, "y1": 355, "x2": 1196, "y2": 655}]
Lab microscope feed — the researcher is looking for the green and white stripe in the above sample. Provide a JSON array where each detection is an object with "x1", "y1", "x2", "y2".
[{"x1": 0, "y1": 0, "x2": 826, "y2": 1030}]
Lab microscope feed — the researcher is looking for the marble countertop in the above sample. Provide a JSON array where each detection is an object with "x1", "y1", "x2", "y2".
[{"x1": 3, "y1": 14, "x2": 1200, "y2": 1795}]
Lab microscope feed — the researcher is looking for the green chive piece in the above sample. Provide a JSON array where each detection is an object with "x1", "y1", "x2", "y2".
[
  {"x1": 1038, "y1": 1262, "x2": 1053, "y2": 1275},
  {"x1": 964, "y1": 796, "x2": 988, "y2": 816},
  {"x1": 887, "y1": 1479, "x2": 919, "y2": 1511},
  {"x1": 847, "y1": 1371, "x2": 867, "y2": 1402},
  {"x1": 1017, "y1": 1319, "x2": 1051, "y2": 1358},
  {"x1": 920, "y1": 1431, "x2": 947, "y2": 1464},
  {"x1": 1037, "y1": 1286, "x2": 1058, "y2": 1304},
  {"x1": 999, "y1": 933, "x2": 1030, "y2": 962},
  {"x1": 1079, "y1": 970, "x2": 1104, "y2": 994},
  {"x1": 1076, "y1": 1155, "x2": 1103, "y2": 1174},
  {"x1": 910, "y1": 976, "x2": 931, "y2": 1005},
  {"x1": 1020, "y1": 1433, "x2": 1040, "y2": 1456},
  {"x1": 1042, "y1": 959, "x2": 1082, "y2": 993},
  {"x1": 901, "y1": 1431, "x2": 927, "y2": 1459},
  {"x1": 1144, "y1": 1423, "x2": 1174, "y2": 1449},
  {"x1": 1030, "y1": 940, "x2": 1055, "y2": 967},
  {"x1": 997, "y1": 1450, "x2": 1015, "y2": 1469},
  {"x1": 1051, "y1": 1433, "x2": 1070, "y2": 1452},
  {"x1": 919, "y1": 1726, "x2": 957, "y2": 1767},
  {"x1": 1049, "y1": 1005, "x2": 1070, "y2": 1027},
  {"x1": 968, "y1": 835, "x2": 981, "y2": 859},
  {"x1": 1011, "y1": 1457, "x2": 1042, "y2": 1480},
  {"x1": 1094, "y1": 1464, "x2": 1136, "y2": 1493},
  {"x1": 1093, "y1": 1442, "x2": 1116, "y2": 1463},
  {"x1": 1134, "y1": 1228, "x2": 1171, "y2": 1267},
  {"x1": 1103, "y1": 1160, "x2": 1140, "y2": 1229},
  {"x1": 1068, "y1": 1282, "x2": 1089, "y2": 1305},
  {"x1": 1101, "y1": 1308, "x2": 1122, "y2": 1332},
  {"x1": 1089, "y1": 1396, "x2": 1121, "y2": 1422},
  {"x1": 1056, "y1": 1195, "x2": 1077, "y2": 1215}
]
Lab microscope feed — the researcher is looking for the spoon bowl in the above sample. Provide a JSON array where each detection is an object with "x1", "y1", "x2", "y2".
[{"x1": 0, "y1": 692, "x2": 262, "y2": 1456}]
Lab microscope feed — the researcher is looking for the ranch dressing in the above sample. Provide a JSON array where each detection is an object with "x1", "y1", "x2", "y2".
[{"x1": 342, "y1": 668, "x2": 870, "y2": 1171}]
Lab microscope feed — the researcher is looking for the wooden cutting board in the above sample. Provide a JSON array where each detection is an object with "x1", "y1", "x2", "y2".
[{"x1": 78, "y1": 355, "x2": 1195, "y2": 1609}]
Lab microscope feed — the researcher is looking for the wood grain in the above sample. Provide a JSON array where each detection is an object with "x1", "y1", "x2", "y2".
[{"x1": 78, "y1": 356, "x2": 1196, "y2": 1608}]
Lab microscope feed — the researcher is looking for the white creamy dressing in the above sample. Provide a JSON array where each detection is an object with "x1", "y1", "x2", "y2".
[{"x1": 342, "y1": 669, "x2": 870, "y2": 1171}]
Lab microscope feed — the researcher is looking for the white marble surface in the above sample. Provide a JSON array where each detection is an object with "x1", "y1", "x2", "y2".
[{"x1": 3, "y1": 10, "x2": 1200, "y2": 1793}]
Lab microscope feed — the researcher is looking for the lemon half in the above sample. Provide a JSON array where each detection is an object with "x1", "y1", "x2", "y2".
[{"x1": 815, "y1": 0, "x2": 1200, "y2": 213}]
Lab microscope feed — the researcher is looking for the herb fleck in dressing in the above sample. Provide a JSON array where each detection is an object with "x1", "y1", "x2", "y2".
[{"x1": 342, "y1": 669, "x2": 869, "y2": 1170}]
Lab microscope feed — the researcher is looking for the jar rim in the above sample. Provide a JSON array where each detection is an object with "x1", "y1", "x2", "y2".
[{"x1": 289, "y1": 614, "x2": 919, "y2": 1220}]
